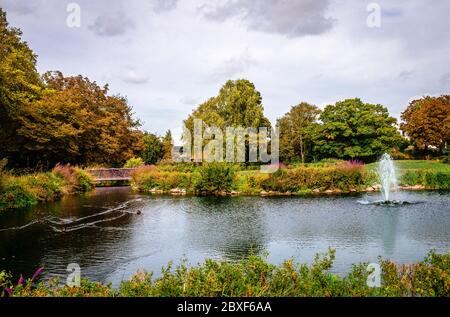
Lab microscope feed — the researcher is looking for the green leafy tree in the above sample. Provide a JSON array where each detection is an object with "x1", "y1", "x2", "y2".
[
  {"x1": 312, "y1": 98, "x2": 404, "y2": 162},
  {"x1": 400, "y1": 95, "x2": 450, "y2": 155},
  {"x1": 141, "y1": 132, "x2": 164, "y2": 164},
  {"x1": 278, "y1": 102, "x2": 321, "y2": 163},
  {"x1": 184, "y1": 79, "x2": 271, "y2": 131},
  {"x1": 183, "y1": 79, "x2": 271, "y2": 161}
]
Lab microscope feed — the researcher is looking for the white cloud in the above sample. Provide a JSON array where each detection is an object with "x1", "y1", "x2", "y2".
[
  {"x1": 201, "y1": 0, "x2": 335, "y2": 37},
  {"x1": 153, "y1": 0, "x2": 178, "y2": 13},
  {"x1": 88, "y1": 11, "x2": 134, "y2": 37},
  {"x1": 121, "y1": 68, "x2": 149, "y2": 85},
  {"x1": 210, "y1": 51, "x2": 258, "y2": 81}
]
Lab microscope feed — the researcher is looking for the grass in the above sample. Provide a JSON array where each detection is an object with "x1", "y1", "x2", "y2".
[
  {"x1": 2, "y1": 249, "x2": 449, "y2": 297},
  {"x1": 367, "y1": 160, "x2": 450, "y2": 172}
]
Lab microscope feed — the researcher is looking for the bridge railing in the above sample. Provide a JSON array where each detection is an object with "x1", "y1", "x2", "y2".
[{"x1": 86, "y1": 168, "x2": 137, "y2": 181}]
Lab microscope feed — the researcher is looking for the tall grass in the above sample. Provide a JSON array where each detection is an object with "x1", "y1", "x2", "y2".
[{"x1": 0, "y1": 165, "x2": 94, "y2": 211}]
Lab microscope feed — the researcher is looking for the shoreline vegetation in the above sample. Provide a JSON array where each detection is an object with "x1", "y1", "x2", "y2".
[
  {"x1": 1, "y1": 160, "x2": 449, "y2": 211},
  {"x1": 1, "y1": 249, "x2": 449, "y2": 297},
  {"x1": 0, "y1": 164, "x2": 94, "y2": 211},
  {"x1": 130, "y1": 160, "x2": 450, "y2": 197}
]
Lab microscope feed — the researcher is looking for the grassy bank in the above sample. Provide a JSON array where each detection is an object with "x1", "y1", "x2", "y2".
[
  {"x1": 0, "y1": 165, "x2": 94, "y2": 211},
  {"x1": 1, "y1": 249, "x2": 449, "y2": 297},
  {"x1": 131, "y1": 160, "x2": 450, "y2": 196}
]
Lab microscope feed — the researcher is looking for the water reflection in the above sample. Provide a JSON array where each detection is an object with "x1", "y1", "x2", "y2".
[{"x1": 181, "y1": 197, "x2": 267, "y2": 260}]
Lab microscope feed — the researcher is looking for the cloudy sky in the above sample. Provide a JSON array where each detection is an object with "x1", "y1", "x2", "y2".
[{"x1": 1, "y1": 0, "x2": 449, "y2": 143}]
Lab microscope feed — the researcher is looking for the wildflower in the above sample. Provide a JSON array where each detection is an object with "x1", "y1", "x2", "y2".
[{"x1": 31, "y1": 267, "x2": 44, "y2": 281}]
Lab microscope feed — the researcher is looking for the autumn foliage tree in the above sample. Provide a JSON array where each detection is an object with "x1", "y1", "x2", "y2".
[
  {"x1": 400, "y1": 95, "x2": 450, "y2": 155},
  {"x1": 1, "y1": 9, "x2": 144, "y2": 168},
  {"x1": 17, "y1": 71, "x2": 144, "y2": 167},
  {"x1": 0, "y1": 8, "x2": 42, "y2": 162}
]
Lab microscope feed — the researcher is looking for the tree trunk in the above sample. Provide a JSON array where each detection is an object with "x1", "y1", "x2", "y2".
[{"x1": 299, "y1": 134, "x2": 304, "y2": 164}]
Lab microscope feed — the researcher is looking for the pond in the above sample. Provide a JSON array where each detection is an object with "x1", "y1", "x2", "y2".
[{"x1": 0, "y1": 187, "x2": 449, "y2": 287}]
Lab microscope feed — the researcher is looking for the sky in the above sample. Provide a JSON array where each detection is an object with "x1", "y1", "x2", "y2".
[{"x1": 1, "y1": 0, "x2": 449, "y2": 144}]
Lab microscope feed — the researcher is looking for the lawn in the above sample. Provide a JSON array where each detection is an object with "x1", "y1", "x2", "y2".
[{"x1": 366, "y1": 160, "x2": 450, "y2": 172}]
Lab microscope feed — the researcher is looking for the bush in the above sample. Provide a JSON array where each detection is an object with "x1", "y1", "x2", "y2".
[
  {"x1": 0, "y1": 176, "x2": 38, "y2": 210},
  {"x1": 0, "y1": 165, "x2": 94, "y2": 211},
  {"x1": 262, "y1": 162, "x2": 368, "y2": 192},
  {"x1": 399, "y1": 170, "x2": 450, "y2": 189},
  {"x1": 53, "y1": 164, "x2": 94, "y2": 193},
  {"x1": 131, "y1": 165, "x2": 191, "y2": 191},
  {"x1": 2, "y1": 250, "x2": 449, "y2": 297},
  {"x1": 193, "y1": 163, "x2": 236, "y2": 193},
  {"x1": 124, "y1": 157, "x2": 144, "y2": 168}
]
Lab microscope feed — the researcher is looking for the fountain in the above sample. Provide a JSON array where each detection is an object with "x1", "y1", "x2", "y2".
[
  {"x1": 358, "y1": 153, "x2": 421, "y2": 206},
  {"x1": 377, "y1": 153, "x2": 398, "y2": 202}
]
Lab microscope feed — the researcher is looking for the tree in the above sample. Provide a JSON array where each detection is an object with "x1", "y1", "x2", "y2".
[
  {"x1": 184, "y1": 79, "x2": 271, "y2": 132},
  {"x1": 0, "y1": 9, "x2": 42, "y2": 163},
  {"x1": 141, "y1": 132, "x2": 164, "y2": 164},
  {"x1": 312, "y1": 98, "x2": 404, "y2": 162},
  {"x1": 277, "y1": 102, "x2": 321, "y2": 163},
  {"x1": 183, "y1": 79, "x2": 271, "y2": 161},
  {"x1": 400, "y1": 95, "x2": 450, "y2": 155},
  {"x1": 17, "y1": 71, "x2": 144, "y2": 167},
  {"x1": 162, "y1": 130, "x2": 173, "y2": 161}
]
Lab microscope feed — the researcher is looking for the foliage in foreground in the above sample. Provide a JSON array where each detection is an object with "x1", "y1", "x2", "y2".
[
  {"x1": 0, "y1": 164, "x2": 94, "y2": 211},
  {"x1": 1, "y1": 250, "x2": 449, "y2": 297}
]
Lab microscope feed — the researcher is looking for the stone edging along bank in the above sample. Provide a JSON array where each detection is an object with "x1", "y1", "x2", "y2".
[{"x1": 138, "y1": 184, "x2": 430, "y2": 197}]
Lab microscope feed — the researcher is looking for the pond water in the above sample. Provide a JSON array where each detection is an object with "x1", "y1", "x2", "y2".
[{"x1": 0, "y1": 187, "x2": 449, "y2": 286}]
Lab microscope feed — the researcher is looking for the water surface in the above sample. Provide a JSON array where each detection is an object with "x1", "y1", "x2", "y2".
[{"x1": 0, "y1": 188, "x2": 449, "y2": 286}]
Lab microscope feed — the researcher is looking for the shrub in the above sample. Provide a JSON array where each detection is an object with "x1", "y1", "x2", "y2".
[
  {"x1": 399, "y1": 170, "x2": 450, "y2": 189},
  {"x1": 0, "y1": 176, "x2": 38, "y2": 210},
  {"x1": 262, "y1": 162, "x2": 368, "y2": 193},
  {"x1": 124, "y1": 157, "x2": 144, "y2": 168},
  {"x1": 193, "y1": 163, "x2": 236, "y2": 193},
  {"x1": 131, "y1": 165, "x2": 191, "y2": 191},
  {"x1": 52, "y1": 164, "x2": 94, "y2": 193},
  {"x1": 73, "y1": 168, "x2": 95, "y2": 192},
  {"x1": 2, "y1": 250, "x2": 449, "y2": 297}
]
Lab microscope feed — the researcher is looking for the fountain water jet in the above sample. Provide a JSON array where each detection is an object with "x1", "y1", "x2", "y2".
[
  {"x1": 357, "y1": 153, "x2": 423, "y2": 206},
  {"x1": 377, "y1": 153, "x2": 398, "y2": 202}
]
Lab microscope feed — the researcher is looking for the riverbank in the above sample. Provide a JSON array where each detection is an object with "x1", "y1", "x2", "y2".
[
  {"x1": 0, "y1": 165, "x2": 94, "y2": 211},
  {"x1": 1, "y1": 161, "x2": 448, "y2": 211},
  {"x1": 1, "y1": 249, "x2": 449, "y2": 297},
  {"x1": 131, "y1": 161, "x2": 450, "y2": 197}
]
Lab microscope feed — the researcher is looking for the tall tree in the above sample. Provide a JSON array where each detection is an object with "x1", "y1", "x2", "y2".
[
  {"x1": 183, "y1": 79, "x2": 271, "y2": 161},
  {"x1": 184, "y1": 79, "x2": 271, "y2": 132},
  {"x1": 0, "y1": 8, "x2": 42, "y2": 163},
  {"x1": 312, "y1": 98, "x2": 404, "y2": 162},
  {"x1": 400, "y1": 95, "x2": 450, "y2": 155},
  {"x1": 141, "y1": 132, "x2": 164, "y2": 164},
  {"x1": 277, "y1": 102, "x2": 321, "y2": 163},
  {"x1": 162, "y1": 130, "x2": 173, "y2": 161},
  {"x1": 17, "y1": 71, "x2": 144, "y2": 166}
]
